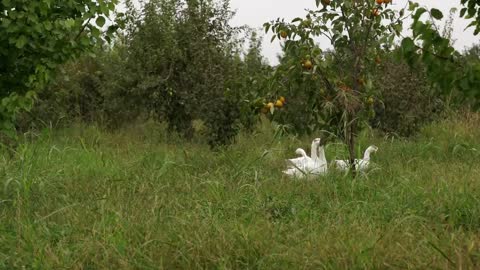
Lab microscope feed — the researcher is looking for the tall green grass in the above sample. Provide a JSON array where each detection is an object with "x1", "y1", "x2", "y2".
[{"x1": 1, "y1": 114, "x2": 480, "y2": 269}]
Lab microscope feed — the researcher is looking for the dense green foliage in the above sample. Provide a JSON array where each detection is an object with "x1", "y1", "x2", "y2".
[
  {"x1": 264, "y1": 0, "x2": 403, "y2": 171},
  {"x1": 0, "y1": 0, "x2": 118, "y2": 138},
  {"x1": 28, "y1": 0, "x2": 271, "y2": 147},
  {"x1": 1, "y1": 0, "x2": 479, "y2": 146},
  {"x1": 3, "y1": 0, "x2": 479, "y2": 147},
  {"x1": 401, "y1": 2, "x2": 480, "y2": 109},
  {"x1": 2, "y1": 114, "x2": 480, "y2": 268},
  {"x1": 371, "y1": 55, "x2": 443, "y2": 137},
  {"x1": 461, "y1": 0, "x2": 480, "y2": 35}
]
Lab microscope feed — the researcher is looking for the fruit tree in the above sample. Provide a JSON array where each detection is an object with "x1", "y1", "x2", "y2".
[{"x1": 264, "y1": 0, "x2": 403, "y2": 175}]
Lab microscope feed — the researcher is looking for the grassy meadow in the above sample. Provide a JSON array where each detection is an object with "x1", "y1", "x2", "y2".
[{"x1": 2, "y1": 114, "x2": 480, "y2": 269}]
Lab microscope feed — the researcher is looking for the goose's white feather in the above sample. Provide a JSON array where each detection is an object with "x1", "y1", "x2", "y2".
[
  {"x1": 286, "y1": 148, "x2": 309, "y2": 169},
  {"x1": 333, "y1": 145, "x2": 378, "y2": 172},
  {"x1": 284, "y1": 138, "x2": 328, "y2": 178}
]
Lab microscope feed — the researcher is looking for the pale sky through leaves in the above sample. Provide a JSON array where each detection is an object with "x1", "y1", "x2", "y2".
[{"x1": 229, "y1": 0, "x2": 479, "y2": 64}]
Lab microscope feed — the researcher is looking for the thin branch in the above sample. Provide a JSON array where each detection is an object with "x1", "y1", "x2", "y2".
[
  {"x1": 75, "y1": 17, "x2": 93, "y2": 40},
  {"x1": 340, "y1": 5, "x2": 354, "y2": 48}
]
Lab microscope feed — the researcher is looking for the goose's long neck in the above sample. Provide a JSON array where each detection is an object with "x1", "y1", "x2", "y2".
[
  {"x1": 311, "y1": 142, "x2": 318, "y2": 160},
  {"x1": 363, "y1": 149, "x2": 372, "y2": 161},
  {"x1": 317, "y1": 145, "x2": 326, "y2": 162}
]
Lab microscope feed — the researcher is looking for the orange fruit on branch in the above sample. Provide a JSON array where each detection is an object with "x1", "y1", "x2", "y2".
[
  {"x1": 274, "y1": 100, "x2": 284, "y2": 108},
  {"x1": 303, "y1": 59, "x2": 313, "y2": 70}
]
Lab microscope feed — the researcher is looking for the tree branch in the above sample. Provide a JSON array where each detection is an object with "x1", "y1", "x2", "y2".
[{"x1": 75, "y1": 17, "x2": 92, "y2": 41}]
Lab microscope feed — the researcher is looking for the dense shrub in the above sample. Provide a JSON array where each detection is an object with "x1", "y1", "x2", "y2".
[
  {"x1": 23, "y1": 0, "x2": 271, "y2": 147},
  {"x1": 18, "y1": 45, "x2": 136, "y2": 131},
  {"x1": 370, "y1": 56, "x2": 443, "y2": 137}
]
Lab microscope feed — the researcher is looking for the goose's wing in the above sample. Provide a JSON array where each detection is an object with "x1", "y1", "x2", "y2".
[
  {"x1": 283, "y1": 168, "x2": 305, "y2": 178},
  {"x1": 286, "y1": 156, "x2": 308, "y2": 169},
  {"x1": 310, "y1": 160, "x2": 328, "y2": 175},
  {"x1": 356, "y1": 159, "x2": 370, "y2": 171}
]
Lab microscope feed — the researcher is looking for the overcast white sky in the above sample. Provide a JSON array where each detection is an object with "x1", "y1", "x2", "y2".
[{"x1": 229, "y1": 0, "x2": 479, "y2": 64}]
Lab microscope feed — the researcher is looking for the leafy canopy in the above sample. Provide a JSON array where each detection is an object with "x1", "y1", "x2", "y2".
[{"x1": 0, "y1": 0, "x2": 118, "y2": 138}]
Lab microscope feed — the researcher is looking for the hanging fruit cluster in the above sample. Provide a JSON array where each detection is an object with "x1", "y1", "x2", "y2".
[{"x1": 260, "y1": 96, "x2": 286, "y2": 114}]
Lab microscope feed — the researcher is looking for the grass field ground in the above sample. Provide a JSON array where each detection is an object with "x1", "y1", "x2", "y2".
[{"x1": 1, "y1": 113, "x2": 480, "y2": 269}]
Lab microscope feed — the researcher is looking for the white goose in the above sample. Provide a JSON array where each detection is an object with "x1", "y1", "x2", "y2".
[
  {"x1": 285, "y1": 148, "x2": 310, "y2": 171},
  {"x1": 283, "y1": 138, "x2": 328, "y2": 177},
  {"x1": 311, "y1": 140, "x2": 328, "y2": 175},
  {"x1": 333, "y1": 145, "x2": 378, "y2": 172}
]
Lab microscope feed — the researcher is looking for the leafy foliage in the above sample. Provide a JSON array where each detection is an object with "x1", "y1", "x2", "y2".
[
  {"x1": 264, "y1": 0, "x2": 403, "y2": 172},
  {"x1": 29, "y1": 0, "x2": 271, "y2": 147},
  {"x1": 460, "y1": 0, "x2": 480, "y2": 35},
  {"x1": 371, "y1": 55, "x2": 443, "y2": 137},
  {"x1": 0, "y1": 0, "x2": 118, "y2": 139},
  {"x1": 400, "y1": 2, "x2": 480, "y2": 109},
  {"x1": 120, "y1": 0, "x2": 271, "y2": 146}
]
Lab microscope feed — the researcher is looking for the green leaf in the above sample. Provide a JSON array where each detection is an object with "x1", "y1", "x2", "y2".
[
  {"x1": 408, "y1": 1, "x2": 419, "y2": 11},
  {"x1": 96, "y1": 16, "x2": 106, "y2": 27},
  {"x1": 401, "y1": 37, "x2": 415, "y2": 53},
  {"x1": 90, "y1": 26, "x2": 101, "y2": 37},
  {"x1": 292, "y1": 17, "x2": 302, "y2": 23},
  {"x1": 430, "y1": 8, "x2": 443, "y2": 20},
  {"x1": 2, "y1": 0, "x2": 11, "y2": 7},
  {"x1": 44, "y1": 21, "x2": 53, "y2": 31},
  {"x1": 263, "y1": 23, "x2": 270, "y2": 33},
  {"x1": 2, "y1": 17, "x2": 11, "y2": 28},
  {"x1": 80, "y1": 36, "x2": 90, "y2": 46},
  {"x1": 65, "y1": 18, "x2": 76, "y2": 29},
  {"x1": 15, "y1": 35, "x2": 27, "y2": 49},
  {"x1": 413, "y1": 8, "x2": 427, "y2": 20}
]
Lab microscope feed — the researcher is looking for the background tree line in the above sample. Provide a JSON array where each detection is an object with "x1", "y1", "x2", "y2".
[
  {"x1": 21, "y1": 0, "x2": 272, "y2": 147},
  {"x1": 2, "y1": 0, "x2": 480, "y2": 149}
]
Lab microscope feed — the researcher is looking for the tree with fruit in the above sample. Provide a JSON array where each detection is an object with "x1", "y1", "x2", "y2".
[
  {"x1": 264, "y1": 0, "x2": 401, "y2": 175},
  {"x1": 263, "y1": 0, "x2": 480, "y2": 174}
]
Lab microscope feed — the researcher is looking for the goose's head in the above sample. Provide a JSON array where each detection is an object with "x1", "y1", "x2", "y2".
[
  {"x1": 367, "y1": 145, "x2": 379, "y2": 153},
  {"x1": 312, "y1": 138, "x2": 321, "y2": 146},
  {"x1": 295, "y1": 148, "x2": 307, "y2": 157}
]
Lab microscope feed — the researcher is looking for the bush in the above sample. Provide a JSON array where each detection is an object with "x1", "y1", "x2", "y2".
[
  {"x1": 370, "y1": 56, "x2": 444, "y2": 137},
  {"x1": 21, "y1": 0, "x2": 272, "y2": 148}
]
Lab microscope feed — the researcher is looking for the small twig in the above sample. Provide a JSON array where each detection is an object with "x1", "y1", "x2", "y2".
[{"x1": 75, "y1": 17, "x2": 92, "y2": 40}]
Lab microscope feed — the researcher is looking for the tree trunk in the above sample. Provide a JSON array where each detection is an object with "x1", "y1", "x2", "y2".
[{"x1": 347, "y1": 116, "x2": 357, "y2": 177}]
